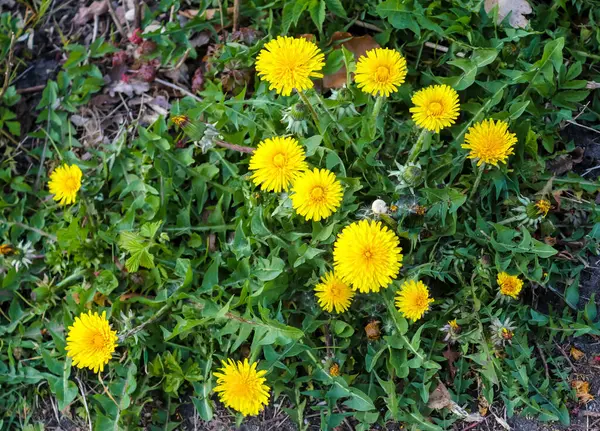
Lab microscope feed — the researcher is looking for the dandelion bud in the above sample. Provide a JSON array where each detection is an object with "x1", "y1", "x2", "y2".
[
  {"x1": 290, "y1": 103, "x2": 307, "y2": 121},
  {"x1": 282, "y1": 104, "x2": 308, "y2": 136},
  {"x1": 402, "y1": 165, "x2": 423, "y2": 187}
]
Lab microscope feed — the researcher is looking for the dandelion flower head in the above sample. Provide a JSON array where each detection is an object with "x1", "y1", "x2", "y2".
[
  {"x1": 314, "y1": 271, "x2": 355, "y2": 313},
  {"x1": 410, "y1": 84, "x2": 460, "y2": 132},
  {"x1": 66, "y1": 311, "x2": 118, "y2": 373},
  {"x1": 213, "y1": 359, "x2": 270, "y2": 416},
  {"x1": 333, "y1": 220, "x2": 403, "y2": 293},
  {"x1": 255, "y1": 36, "x2": 325, "y2": 96},
  {"x1": 497, "y1": 272, "x2": 523, "y2": 299},
  {"x1": 249, "y1": 136, "x2": 308, "y2": 192},
  {"x1": 395, "y1": 279, "x2": 434, "y2": 322},
  {"x1": 355, "y1": 48, "x2": 408, "y2": 97},
  {"x1": 462, "y1": 119, "x2": 518, "y2": 167},
  {"x1": 291, "y1": 168, "x2": 343, "y2": 221},
  {"x1": 48, "y1": 164, "x2": 83, "y2": 205}
]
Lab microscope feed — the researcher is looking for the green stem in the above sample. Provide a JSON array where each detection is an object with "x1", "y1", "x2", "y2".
[
  {"x1": 3, "y1": 221, "x2": 57, "y2": 242},
  {"x1": 313, "y1": 91, "x2": 354, "y2": 145},
  {"x1": 372, "y1": 95, "x2": 385, "y2": 122},
  {"x1": 298, "y1": 91, "x2": 332, "y2": 148},
  {"x1": 497, "y1": 215, "x2": 523, "y2": 225},
  {"x1": 407, "y1": 128, "x2": 430, "y2": 164},
  {"x1": 469, "y1": 164, "x2": 485, "y2": 200}
]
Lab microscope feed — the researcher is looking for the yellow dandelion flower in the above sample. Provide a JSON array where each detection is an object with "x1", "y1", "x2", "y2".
[
  {"x1": 395, "y1": 280, "x2": 434, "y2": 322},
  {"x1": 255, "y1": 36, "x2": 325, "y2": 96},
  {"x1": 314, "y1": 272, "x2": 355, "y2": 313},
  {"x1": 462, "y1": 119, "x2": 518, "y2": 167},
  {"x1": 171, "y1": 115, "x2": 188, "y2": 126},
  {"x1": 0, "y1": 244, "x2": 13, "y2": 256},
  {"x1": 355, "y1": 48, "x2": 408, "y2": 97},
  {"x1": 48, "y1": 164, "x2": 82, "y2": 205},
  {"x1": 249, "y1": 136, "x2": 308, "y2": 192},
  {"x1": 410, "y1": 84, "x2": 460, "y2": 132},
  {"x1": 291, "y1": 168, "x2": 343, "y2": 221},
  {"x1": 65, "y1": 311, "x2": 118, "y2": 373},
  {"x1": 449, "y1": 319, "x2": 459, "y2": 331},
  {"x1": 333, "y1": 220, "x2": 403, "y2": 293},
  {"x1": 329, "y1": 363, "x2": 340, "y2": 376},
  {"x1": 213, "y1": 359, "x2": 270, "y2": 416},
  {"x1": 497, "y1": 272, "x2": 523, "y2": 299},
  {"x1": 535, "y1": 199, "x2": 551, "y2": 217}
]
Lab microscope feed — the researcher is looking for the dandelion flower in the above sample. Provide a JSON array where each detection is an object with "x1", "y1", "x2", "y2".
[
  {"x1": 249, "y1": 136, "x2": 308, "y2": 192},
  {"x1": 48, "y1": 164, "x2": 82, "y2": 205},
  {"x1": 462, "y1": 119, "x2": 518, "y2": 166},
  {"x1": 410, "y1": 85, "x2": 460, "y2": 132},
  {"x1": 490, "y1": 317, "x2": 516, "y2": 346},
  {"x1": 255, "y1": 36, "x2": 325, "y2": 96},
  {"x1": 66, "y1": 311, "x2": 118, "y2": 373},
  {"x1": 329, "y1": 363, "x2": 340, "y2": 376},
  {"x1": 171, "y1": 115, "x2": 188, "y2": 127},
  {"x1": 314, "y1": 272, "x2": 354, "y2": 313},
  {"x1": 213, "y1": 359, "x2": 270, "y2": 416},
  {"x1": 395, "y1": 280, "x2": 434, "y2": 322},
  {"x1": 333, "y1": 220, "x2": 403, "y2": 293},
  {"x1": 497, "y1": 272, "x2": 523, "y2": 299},
  {"x1": 291, "y1": 168, "x2": 343, "y2": 221},
  {"x1": 441, "y1": 319, "x2": 461, "y2": 343},
  {"x1": 355, "y1": 48, "x2": 408, "y2": 97},
  {"x1": 0, "y1": 244, "x2": 13, "y2": 256}
]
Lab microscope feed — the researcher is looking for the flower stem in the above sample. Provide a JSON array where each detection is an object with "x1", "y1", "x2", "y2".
[
  {"x1": 368, "y1": 96, "x2": 385, "y2": 139},
  {"x1": 298, "y1": 91, "x2": 332, "y2": 148},
  {"x1": 469, "y1": 164, "x2": 485, "y2": 200},
  {"x1": 407, "y1": 128, "x2": 430, "y2": 164}
]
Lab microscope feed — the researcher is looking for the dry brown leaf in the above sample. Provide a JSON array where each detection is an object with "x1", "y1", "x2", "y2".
[
  {"x1": 443, "y1": 347, "x2": 460, "y2": 380},
  {"x1": 478, "y1": 395, "x2": 489, "y2": 416},
  {"x1": 323, "y1": 32, "x2": 380, "y2": 89},
  {"x1": 571, "y1": 347, "x2": 585, "y2": 361},
  {"x1": 365, "y1": 320, "x2": 381, "y2": 340},
  {"x1": 571, "y1": 380, "x2": 595, "y2": 404},
  {"x1": 428, "y1": 382, "x2": 452, "y2": 410},
  {"x1": 484, "y1": 0, "x2": 532, "y2": 28},
  {"x1": 73, "y1": 0, "x2": 109, "y2": 26}
]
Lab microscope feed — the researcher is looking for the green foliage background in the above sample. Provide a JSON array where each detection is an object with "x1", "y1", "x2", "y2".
[{"x1": 1, "y1": 0, "x2": 600, "y2": 429}]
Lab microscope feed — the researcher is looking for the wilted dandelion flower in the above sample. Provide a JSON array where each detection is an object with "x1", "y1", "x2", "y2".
[
  {"x1": 314, "y1": 272, "x2": 354, "y2": 313},
  {"x1": 355, "y1": 48, "x2": 408, "y2": 97},
  {"x1": 333, "y1": 220, "x2": 403, "y2": 293},
  {"x1": 48, "y1": 164, "x2": 82, "y2": 205},
  {"x1": 0, "y1": 244, "x2": 13, "y2": 256},
  {"x1": 249, "y1": 136, "x2": 307, "y2": 192},
  {"x1": 410, "y1": 85, "x2": 460, "y2": 132},
  {"x1": 291, "y1": 168, "x2": 343, "y2": 221},
  {"x1": 535, "y1": 199, "x2": 551, "y2": 217},
  {"x1": 255, "y1": 36, "x2": 325, "y2": 96},
  {"x1": 66, "y1": 311, "x2": 118, "y2": 373},
  {"x1": 213, "y1": 359, "x2": 270, "y2": 416},
  {"x1": 395, "y1": 280, "x2": 434, "y2": 322},
  {"x1": 441, "y1": 319, "x2": 461, "y2": 343},
  {"x1": 497, "y1": 272, "x2": 523, "y2": 299},
  {"x1": 10, "y1": 240, "x2": 35, "y2": 272},
  {"x1": 490, "y1": 317, "x2": 516, "y2": 346},
  {"x1": 462, "y1": 119, "x2": 517, "y2": 167}
]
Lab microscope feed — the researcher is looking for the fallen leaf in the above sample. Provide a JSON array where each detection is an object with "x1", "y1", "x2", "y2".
[
  {"x1": 323, "y1": 32, "x2": 380, "y2": 89},
  {"x1": 365, "y1": 320, "x2": 381, "y2": 340},
  {"x1": 546, "y1": 155, "x2": 574, "y2": 176},
  {"x1": 428, "y1": 382, "x2": 452, "y2": 410},
  {"x1": 73, "y1": 0, "x2": 109, "y2": 26},
  {"x1": 191, "y1": 67, "x2": 205, "y2": 93},
  {"x1": 571, "y1": 380, "x2": 595, "y2": 404},
  {"x1": 443, "y1": 347, "x2": 460, "y2": 380},
  {"x1": 484, "y1": 0, "x2": 532, "y2": 28},
  {"x1": 478, "y1": 395, "x2": 489, "y2": 416},
  {"x1": 571, "y1": 347, "x2": 585, "y2": 361}
]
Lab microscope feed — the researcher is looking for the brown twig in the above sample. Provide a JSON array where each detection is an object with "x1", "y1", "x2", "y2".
[
  {"x1": 155, "y1": 77, "x2": 202, "y2": 102},
  {"x1": 0, "y1": 33, "x2": 16, "y2": 101},
  {"x1": 535, "y1": 342, "x2": 551, "y2": 381},
  {"x1": 232, "y1": 0, "x2": 240, "y2": 32},
  {"x1": 351, "y1": 19, "x2": 383, "y2": 33},
  {"x1": 133, "y1": 0, "x2": 142, "y2": 30},
  {"x1": 215, "y1": 139, "x2": 254, "y2": 153},
  {"x1": 424, "y1": 41, "x2": 466, "y2": 58},
  {"x1": 106, "y1": 0, "x2": 127, "y2": 39},
  {"x1": 554, "y1": 342, "x2": 577, "y2": 371},
  {"x1": 16, "y1": 84, "x2": 46, "y2": 94}
]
